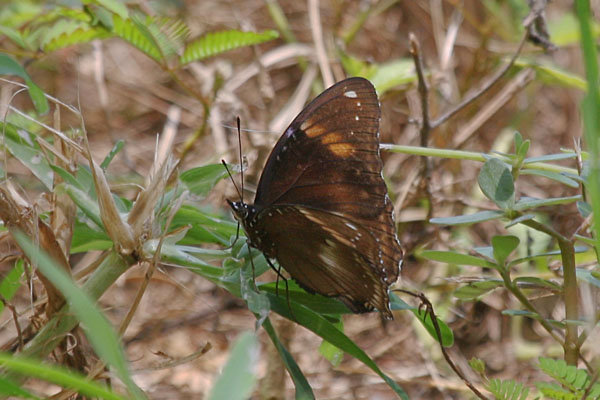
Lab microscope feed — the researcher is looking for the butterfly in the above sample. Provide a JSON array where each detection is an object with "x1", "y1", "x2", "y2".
[{"x1": 228, "y1": 77, "x2": 403, "y2": 319}]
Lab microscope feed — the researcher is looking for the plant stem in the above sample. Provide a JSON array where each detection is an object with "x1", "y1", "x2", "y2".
[
  {"x1": 499, "y1": 269, "x2": 563, "y2": 344},
  {"x1": 558, "y1": 237, "x2": 580, "y2": 365},
  {"x1": 381, "y1": 144, "x2": 578, "y2": 175},
  {"x1": 5, "y1": 251, "x2": 132, "y2": 384},
  {"x1": 520, "y1": 218, "x2": 579, "y2": 364}
]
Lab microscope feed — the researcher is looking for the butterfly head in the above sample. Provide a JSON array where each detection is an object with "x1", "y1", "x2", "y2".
[{"x1": 227, "y1": 199, "x2": 257, "y2": 225}]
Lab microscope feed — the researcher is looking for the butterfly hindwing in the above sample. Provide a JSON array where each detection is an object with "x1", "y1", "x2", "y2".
[{"x1": 253, "y1": 205, "x2": 395, "y2": 318}]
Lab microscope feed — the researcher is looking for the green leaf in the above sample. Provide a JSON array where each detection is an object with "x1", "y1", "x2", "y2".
[
  {"x1": 180, "y1": 30, "x2": 279, "y2": 64},
  {"x1": 473, "y1": 246, "x2": 494, "y2": 260},
  {"x1": 241, "y1": 273, "x2": 270, "y2": 329},
  {"x1": 260, "y1": 282, "x2": 349, "y2": 315},
  {"x1": 12, "y1": 233, "x2": 144, "y2": 400},
  {"x1": 0, "y1": 53, "x2": 49, "y2": 114},
  {"x1": 491, "y1": 235, "x2": 520, "y2": 265},
  {"x1": 478, "y1": 158, "x2": 515, "y2": 210},
  {"x1": 420, "y1": 250, "x2": 496, "y2": 268},
  {"x1": 319, "y1": 320, "x2": 344, "y2": 367},
  {"x1": 0, "y1": 376, "x2": 39, "y2": 399},
  {"x1": 100, "y1": 140, "x2": 125, "y2": 170},
  {"x1": 41, "y1": 20, "x2": 109, "y2": 52},
  {"x1": 62, "y1": 184, "x2": 104, "y2": 230},
  {"x1": 514, "y1": 195, "x2": 581, "y2": 211},
  {"x1": 514, "y1": 277, "x2": 562, "y2": 291},
  {"x1": 523, "y1": 153, "x2": 578, "y2": 163},
  {"x1": 515, "y1": 58, "x2": 587, "y2": 90},
  {"x1": 514, "y1": 131, "x2": 524, "y2": 153},
  {"x1": 3, "y1": 130, "x2": 54, "y2": 189},
  {"x1": 0, "y1": 353, "x2": 124, "y2": 400},
  {"x1": 50, "y1": 165, "x2": 85, "y2": 192},
  {"x1": 0, "y1": 26, "x2": 31, "y2": 50},
  {"x1": 536, "y1": 382, "x2": 576, "y2": 400},
  {"x1": 509, "y1": 246, "x2": 588, "y2": 266},
  {"x1": 412, "y1": 308, "x2": 454, "y2": 347},
  {"x1": 576, "y1": 268, "x2": 600, "y2": 289},
  {"x1": 113, "y1": 14, "x2": 163, "y2": 62},
  {"x1": 389, "y1": 293, "x2": 415, "y2": 312},
  {"x1": 71, "y1": 220, "x2": 113, "y2": 253},
  {"x1": 207, "y1": 332, "x2": 259, "y2": 400},
  {"x1": 170, "y1": 205, "x2": 237, "y2": 246},
  {"x1": 487, "y1": 378, "x2": 529, "y2": 400},
  {"x1": 520, "y1": 169, "x2": 579, "y2": 188},
  {"x1": 577, "y1": 201, "x2": 592, "y2": 217},
  {"x1": 265, "y1": 294, "x2": 409, "y2": 398},
  {"x1": 340, "y1": 54, "x2": 417, "y2": 95},
  {"x1": 429, "y1": 210, "x2": 504, "y2": 225},
  {"x1": 469, "y1": 358, "x2": 486, "y2": 374},
  {"x1": 538, "y1": 357, "x2": 593, "y2": 392},
  {"x1": 0, "y1": 260, "x2": 25, "y2": 316},
  {"x1": 505, "y1": 213, "x2": 535, "y2": 228},
  {"x1": 503, "y1": 310, "x2": 568, "y2": 329},
  {"x1": 367, "y1": 59, "x2": 416, "y2": 94},
  {"x1": 515, "y1": 135, "x2": 530, "y2": 161},
  {"x1": 131, "y1": 15, "x2": 189, "y2": 59},
  {"x1": 180, "y1": 164, "x2": 232, "y2": 196},
  {"x1": 262, "y1": 319, "x2": 314, "y2": 400},
  {"x1": 88, "y1": 0, "x2": 129, "y2": 19},
  {"x1": 454, "y1": 279, "x2": 504, "y2": 300}
]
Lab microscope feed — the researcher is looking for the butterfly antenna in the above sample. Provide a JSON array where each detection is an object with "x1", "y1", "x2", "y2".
[
  {"x1": 236, "y1": 116, "x2": 244, "y2": 203},
  {"x1": 220, "y1": 160, "x2": 242, "y2": 250},
  {"x1": 221, "y1": 160, "x2": 242, "y2": 200}
]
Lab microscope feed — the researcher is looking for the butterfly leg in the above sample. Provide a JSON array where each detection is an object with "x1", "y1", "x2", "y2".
[
  {"x1": 266, "y1": 258, "x2": 296, "y2": 321},
  {"x1": 246, "y1": 240, "x2": 258, "y2": 291},
  {"x1": 265, "y1": 258, "x2": 287, "y2": 296}
]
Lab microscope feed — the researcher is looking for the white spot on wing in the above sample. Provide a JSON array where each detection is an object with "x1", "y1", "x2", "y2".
[
  {"x1": 344, "y1": 90, "x2": 358, "y2": 98},
  {"x1": 355, "y1": 115, "x2": 360, "y2": 121}
]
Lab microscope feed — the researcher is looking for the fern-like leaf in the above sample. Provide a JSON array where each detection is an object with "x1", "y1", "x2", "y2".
[
  {"x1": 486, "y1": 378, "x2": 529, "y2": 400},
  {"x1": 538, "y1": 358, "x2": 600, "y2": 399},
  {"x1": 112, "y1": 14, "x2": 163, "y2": 62},
  {"x1": 40, "y1": 19, "x2": 109, "y2": 52},
  {"x1": 536, "y1": 382, "x2": 577, "y2": 400},
  {"x1": 0, "y1": 25, "x2": 33, "y2": 50},
  {"x1": 112, "y1": 14, "x2": 190, "y2": 63},
  {"x1": 180, "y1": 29, "x2": 279, "y2": 64},
  {"x1": 0, "y1": 2, "x2": 44, "y2": 29},
  {"x1": 539, "y1": 358, "x2": 590, "y2": 393},
  {"x1": 137, "y1": 15, "x2": 189, "y2": 58}
]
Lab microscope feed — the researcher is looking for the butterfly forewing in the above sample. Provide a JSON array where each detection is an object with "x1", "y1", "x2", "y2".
[
  {"x1": 232, "y1": 77, "x2": 403, "y2": 319},
  {"x1": 254, "y1": 77, "x2": 383, "y2": 216}
]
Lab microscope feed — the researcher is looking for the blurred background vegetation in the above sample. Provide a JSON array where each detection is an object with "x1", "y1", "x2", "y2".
[{"x1": 0, "y1": 0, "x2": 599, "y2": 399}]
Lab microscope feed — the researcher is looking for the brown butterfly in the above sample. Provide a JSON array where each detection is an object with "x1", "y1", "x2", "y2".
[{"x1": 228, "y1": 77, "x2": 402, "y2": 319}]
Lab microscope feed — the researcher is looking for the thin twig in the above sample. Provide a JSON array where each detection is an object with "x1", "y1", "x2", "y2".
[
  {"x1": 430, "y1": 19, "x2": 531, "y2": 129},
  {"x1": 308, "y1": 0, "x2": 333, "y2": 87},
  {"x1": 452, "y1": 68, "x2": 535, "y2": 149},
  {"x1": 409, "y1": 33, "x2": 434, "y2": 220},
  {"x1": 395, "y1": 289, "x2": 490, "y2": 400}
]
